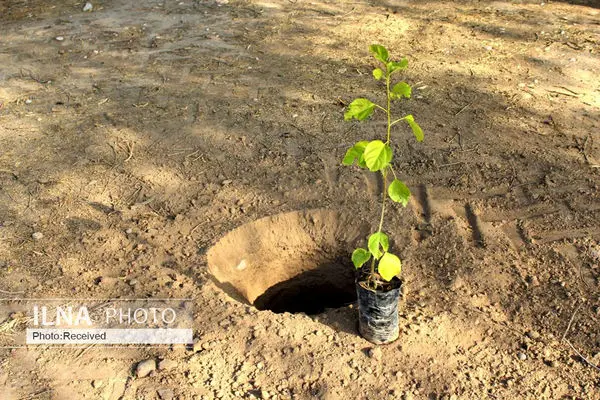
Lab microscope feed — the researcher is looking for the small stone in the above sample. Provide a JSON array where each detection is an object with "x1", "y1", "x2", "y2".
[
  {"x1": 221, "y1": 180, "x2": 232, "y2": 186},
  {"x1": 517, "y1": 352, "x2": 527, "y2": 361},
  {"x1": 484, "y1": 45, "x2": 493, "y2": 51},
  {"x1": 526, "y1": 275, "x2": 540, "y2": 287},
  {"x1": 125, "y1": 228, "x2": 133, "y2": 234},
  {"x1": 136, "y1": 359, "x2": 156, "y2": 378},
  {"x1": 368, "y1": 347, "x2": 382, "y2": 361},
  {"x1": 526, "y1": 330, "x2": 540, "y2": 340},
  {"x1": 32, "y1": 232, "x2": 44, "y2": 241},
  {"x1": 158, "y1": 359, "x2": 177, "y2": 371},
  {"x1": 83, "y1": 2, "x2": 93, "y2": 11},
  {"x1": 91, "y1": 380, "x2": 103, "y2": 388},
  {"x1": 25, "y1": 99, "x2": 32, "y2": 104},
  {"x1": 192, "y1": 338, "x2": 203, "y2": 352},
  {"x1": 55, "y1": 36, "x2": 64, "y2": 41},
  {"x1": 157, "y1": 388, "x2": 174, "y2": 400},
  {"x1": 127, "y1": 279, "x2": 138, "y2": 286}
]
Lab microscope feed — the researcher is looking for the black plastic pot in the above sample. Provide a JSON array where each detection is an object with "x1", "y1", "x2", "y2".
[{"x1": 356, "y1": 277, "x2": 402, "y2": 344}]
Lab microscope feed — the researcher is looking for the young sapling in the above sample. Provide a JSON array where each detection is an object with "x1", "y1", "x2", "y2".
[{"x1": 343, "y1": 44, "x2": 423, "y2": 290}]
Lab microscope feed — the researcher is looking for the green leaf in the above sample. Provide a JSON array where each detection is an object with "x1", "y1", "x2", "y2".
[
  {"x1": 388, "y1": 179, "x2": 411, "y2": 207},
  {"x1": 363, "y1": 140, "x2": 392, "y2": 172},
  {"x1": 378, "y1": 252, "x2": 402, "y2": 281},
  {"x1": 372, "y1": 68, "x2": 384, "y2": 80},
  {"x1": 351, "y1": 248, "x2": 371, "y2": 269},
  {"x1": 404, "y1": 115, "x2": 424, "y2": 142},
  {"x1": 344, "y1": 98, "x2": 376, "y2": 121},
  {"x1": 368, "y1": 232, "x2": 389, "y2": 260},
  {"x1": 356, "y1": 153, "x2": 367, "y2": 168},
  {"x1": 369, "y1": 44, "x2": 389, "y2": 63},
  {"x1": 342, "y1": 141, "x2": 369, "y2": 166},
  {"x1": 390, "y1": 82, "x2": 411, "y2": 100},
  {"x1": 387, "y1": 58, "x2": 408, "y2": 74}
]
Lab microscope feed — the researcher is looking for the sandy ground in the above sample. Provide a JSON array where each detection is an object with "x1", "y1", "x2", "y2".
[{"x1": 1, "y1": 0, "x2": 600, "y2": 399}]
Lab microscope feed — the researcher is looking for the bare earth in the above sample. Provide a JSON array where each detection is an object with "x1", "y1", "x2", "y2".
[{"x1": 1, "y1": 0, "x2": 600, "y2": 399}]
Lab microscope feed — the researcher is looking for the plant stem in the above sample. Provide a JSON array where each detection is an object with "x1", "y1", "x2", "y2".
[
  {"x1": 386, "y1": 73, "x2": 391, "y2": 143},
  {"x1": 374, "y1": 104, "x2": 387, "y2": 113},
  {"x1": 379, "y1": 69, "x2": 392, "y2": 233},
  {"x1": 389, "y1": 164, "x2": 398, "y2": 179},
  {"x1": 369, "y1": 70, "x2": 393, "y2": 280},
  {"x1": 390, "y1": 116, "x2": 406, "y2": 127},
  {"x1": 377, "y1": 170, "x2": 387, "y2": 233}
]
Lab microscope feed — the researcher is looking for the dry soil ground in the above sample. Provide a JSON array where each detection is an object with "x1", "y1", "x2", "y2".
[{"x1": 1, "y1": 0, "x2": 600, "y2": 399}]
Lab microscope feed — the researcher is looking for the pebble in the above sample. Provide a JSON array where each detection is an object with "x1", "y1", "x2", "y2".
[
  {"x1": 32, "y1": 232, "x2": 44, "y2": 241},
  {"x1": 158, "y1": 359, "x2": 177, "y2": 371},
  {"x1": 136, "y1": 359, "x2": 156, "y2": 378},
  {"x1": 127, "y1": 278, "x2": 138, "y2": 286},
  {"x1": 157, "y1": 388, "x2": 174, "y2": 400},
  {"x1": 83, "y1": 2, "x2": 93, "y2": 11},
  {"x1": 517, "y1": 352, "x2": 527, "y2": 361},
  {"x1": 192, "y1": 338, "x2": 203, "y2": 352},
  {"x1": 526, "y1": 275, "x2": 540, "y2": 287},
  {"x1": 125, "y1": 228, "x2": 133, "y2": 234},
  {"x1": 526, "y1": 330, "x2": 540, "y2": 340},
  {"x1": 55, "y1": 36, "x2": 64, "y2": 41},
  {"x1": 368, "y1": 347, "x2": 382, "y2": 361}
]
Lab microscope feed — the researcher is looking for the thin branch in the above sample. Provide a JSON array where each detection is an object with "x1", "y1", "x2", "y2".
[
  {"x1": 455, "y1": 102, "x2": 472, "y2": 116},
  {"x1": 0, "y1": 288, "x2": 25, "y2": 295},
  {"x1": 546, "y1": 89, "x2": 581, "y2": 98},
  {"x1": 565, "y1": 339, "x2": 600, "y2": 373},
  {"x1": 561, "y1": 302, "x2": 581, "y2": 342},
  {"x1": 124, "y1": 141, "x2": 134, "y2": 162}
]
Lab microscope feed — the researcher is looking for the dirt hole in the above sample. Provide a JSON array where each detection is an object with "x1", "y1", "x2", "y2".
[
  {"x1": 253, "y1": 254, "x2": 356, "y2": 314},
  {"x1": 207, "y1": 209, "x2": 368, "y2": 314}
]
